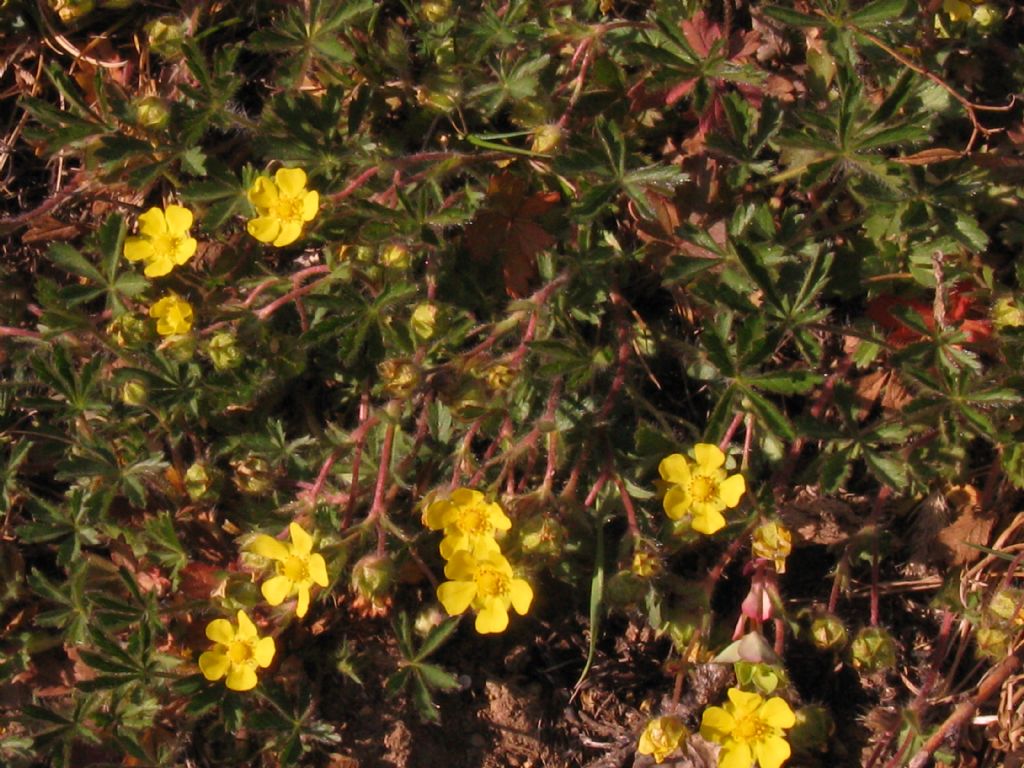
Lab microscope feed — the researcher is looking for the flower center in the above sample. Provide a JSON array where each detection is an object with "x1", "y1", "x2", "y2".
[
  {"x1": 280, "y1": 555, "x2": 309, "y2": 582},
  {"x1": 733, "y1": 713, "x2": 771, "y2": 743},
  {"x1": 275, "y1": 195, "x2": 305, "y2": 223},
  {"x1": 475, "y1": 567, "x2": 509, "y2": 598},
  {"x1": 689, "y1": 474, "x2": 719, "y2": 504},
  {"x1": 227, "y1": 639, "x2": 254, "y2": 665},
  {"x1": 456, "y1": 504, "x2": 491, "y2": 535}
]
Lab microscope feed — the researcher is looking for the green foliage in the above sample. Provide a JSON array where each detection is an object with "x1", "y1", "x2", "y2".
[{"x1": 3, "y1": 0, "x2": 1023, "y2": 765}]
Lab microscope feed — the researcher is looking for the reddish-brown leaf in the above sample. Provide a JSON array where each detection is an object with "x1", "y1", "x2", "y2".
[{"x1": 464, "y1": 173, "x2": 559, "y2": 297}]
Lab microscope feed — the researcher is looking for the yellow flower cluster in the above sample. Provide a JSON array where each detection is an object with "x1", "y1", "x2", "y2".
[
  {"x1": 659, "y1": 443, "x2": 745, "y2": 535},
  {"x1": 198, "y1": 520, "x2": 329, "y2": 691},
  {"x1": 121, "y1": 167, "x2": 319, "y2": 341},
  {"x1": 426, "y1": 488, "x2": 533, "y2": 634}
]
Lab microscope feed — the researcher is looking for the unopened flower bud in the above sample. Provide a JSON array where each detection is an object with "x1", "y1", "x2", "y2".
[
  {"x1": 134, "y1": 96, "x2": 169, "y2": 129},
  {"x1": 185, "y1": 462, "x2": 211, "y2": 501},
  {"x1": 411, "y1": 302, "x2": 439, "y2": 340},
  {"x1": 145, "y1": 16, "x2": 186, "y2": 58},
  {"x1": 531, "y1": 124, "x2": 562, "y2": 155},
  {"x1": 351, "y1": 554, "x2": 394, "y2": 602},
  {"x1": 120, "y1": 379, "x2": 148, "y2": 407},
  {"x1": 207, "y1": 332, "x2": 243, "y2": 371},
  {"x1": 809, "y1": 613, "x2": 848, "y2": 651},
  {"x1": 850, "y1": 626, "x2": 896, "y2": 673}
]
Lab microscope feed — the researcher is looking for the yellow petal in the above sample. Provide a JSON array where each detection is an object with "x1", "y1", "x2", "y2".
[
  {"x1": 509, "y1": 578, "x2": 533, "y2": 615},
  {"x1": 225, "y1": 664, "x2": 258, "y2": 691},
  {"x1": 248, "y1": 534, "x2": 290, "y2": 561},
  {"x1": 719, "y1": 474, "x2": 746, "y2": 507},
  {"x1": 247, "y1": 216, "x2": 281, "y2": 244},
  {"x1": 437, "y1": 580, "x2": 476, "y2": 616},
  {"x1": 451, "y1": 488, "x2": 483, "y2": 506},
  {"x1": 248, "y1": 176, "x2": 278, "y2": 209},
  {"x1": 288, "y1": 522, "x2": 313, "y2": 555},
  {"x1": 439, "y1": 532, "x2": 471, "y2": 561},
  {"x1": 470, "y1": 535, "x2": 502, "y2": 559},
  {"x1": 754, "y1": 734, "x2": 791, "y2": 768},
  {"x1": 691, "y1": 507, "x2": 726, "y2": 535},
  {"x1": 425, "y1": 499, "x2": 452, "y2": 529},
  {"x1": 253, "y1": 636, "x2": 276, "y2": 668},
  {"x1": 163, "y1": 204, "x2": 193, "y2": 235},
  {"x1": 143, "y1": 254, "x2": 175, "y2": 278},
  {"x1": 663, "y1": 486, "x2": 691, "y2": 520},
  {"x1": 719, "y1": 743, "x2": 753, "y2": 768},
  {"x1": 474, "y1": 600, "x2": 509, "y2": 634},
  {"x1": 272, "y1": 220, "x2": 303, "y2": 247},
  {"x1": 295, "y1": 585, "x2": 310, "y2": 618},
  {"x1": 205, "y1": 618, "x2": 234, "y2": 644},
  {"x1": 173, "y1": 237, "x2": 198, "y2": 265},
  {"x1": 123, "y1": 237, "x2": 155, "y2": 262},
  {"x1": 262, "y1": 575, "x2": 294, "y2": 606},
  {"x1": 699, "y1": 704, "x2": 735, "y2": 742},
  {"x1": 693, "y1": 443, "x2": 725, "y2": 470},
  {"x1": 137, "y1": 207, "x2": 167, "y2": 237},
  {"x1": 235, "y1": 610, "x2": 258, "y2": 640},
  {"x1": 443, "y1": 550, "x2": 477, "y2": 581},
  {"x1": 198, "y1": 650, "x2": 230, "y2": 681},
  {"x1": 658, "y1": 453, "x2": 690, "y2": 485},
  {"x1": 726, "y1": 687, "x2": 764, "y2": 717},
  {"x1": 308, "y1": 553, "x2": 328, "y2": 586},
  {"x1": 488, "y1": 503, "x2": 512, "y2": 531},
  {"x1": 759, "y1": 696, "x2": 796, "y2": 729},
  {"x1": 301, "y1": 190, "x2": 319, "y2": 222},
  {"x1": 275, "y1": 167, "x2": 307, "y2": 197}
]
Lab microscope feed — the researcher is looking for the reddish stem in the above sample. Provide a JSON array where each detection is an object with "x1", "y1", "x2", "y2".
[
  {"x1": 613, "y1": 473, "x2": 640, "y2": 538},
  {"x1": 328, "y1": 165, "x2": 379, "y2": 203}
]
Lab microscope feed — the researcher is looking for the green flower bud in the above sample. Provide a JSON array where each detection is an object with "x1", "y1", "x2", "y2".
[
  {"x1": 120, "y1": 379, "x2": 148, "y2": 407},
  {"x1": 232, "y1": 455, "x2": 275, "y2": 495},
  {"x1": 184, "y1": 462, "x2": 211, "y2": 501},
  {"x1": 350, "y1": 553, "x2": 394, "y2": 603},
  {"x1": 411, "y1": 302, "x2": 439, "y2": 340},
  {"x1": 108, "y1": 314, "x2": 148, "y2": 347},
  {"x1": 207, "y1": 332, "x2": 243, "y2": 371},
  {"x1": 51, "y1": 0, "x2": 93, "y2": 23},
  {"x1": 850, "y1": 626, "x2": 896, "y2": 673},
  {"x1": 810, "y1": 613, "x2": 848, "y2": 651},
  {"x1": 145, "y1": 16, "x2": 186, "y2": 58},
  {"x1": 735, "y1": 661, "x2": 785, "y2": 695},
  {"x1": 134, "y1": 96, "x2": 169, "y2": 129},
  {"x1": 159, "y1": 332, "x2": 196, "y2": 362},
  {"x1": 517, "y1": 514, "x2": 566, "y2": 558},
  {"x1": 422, "y1": 0, "x2": 451, "y2": 22},
  {"x1": 975, "y1": 626, "x2": 1009, "y2": 660}
]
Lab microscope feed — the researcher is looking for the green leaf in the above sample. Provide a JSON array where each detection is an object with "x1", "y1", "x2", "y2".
[
  {"x1": 741, "y1": 388, "x2": 796, "y2": 440},
  {"x1": 747, "y1": 371, "x2": 824, "y2": 395},
  {"x1": 820, "y1": 446, "x2": 854, "y2": 492},
  {"x1": 572, "y1": 515, "x2": 605, "y2": 695},
  {"x1": 760, "y1": 5, "x2": 827, "y2": 27},
  {"x1": 413, "y1": 617, "x2": 460, "y2": 661},
  {"x1": 47, "y1": 244, "x2": 104, "y2": 283},
  {"x1": 417, "y1": 663, "x2": 460, "y2": 691},
  {"x1": 850, "y1": 0, "x2": 908, "y2": 27}
]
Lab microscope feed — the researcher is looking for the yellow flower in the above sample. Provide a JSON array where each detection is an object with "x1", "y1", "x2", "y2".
[
  {"x1": 124, "y1": 205, "x2": 197, "y2": 277},
  {"x1": 437, "y1": 550, "x2": 533, "y2": 634},
  {"x1": 700, "y1": 688, "x2": 795, "y2": 768},
  {"x1": 149, "y1": 293, "x2": 194, "y2": 336},
  {"x1": 751, "y1": 521, "x2": 792, "y2": 573},
  {"x1": 247, "y1": 522, "x2": 329, "y2": 618},
  {"x1": 425, "y1": 488, "x2": 511, "y2": 560},
  {"x1": 198, "y1": 610, "x2": 275, "y2": 691},
  {"x1": 659, "y1": 445, "x2": 745, "y2": 535},
  {"x1": 246, "y1": 168, "x2": 319, "y2": 247},
  {"x1": 638, "y1": 715, "x2": 688, "y2": 763}
]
